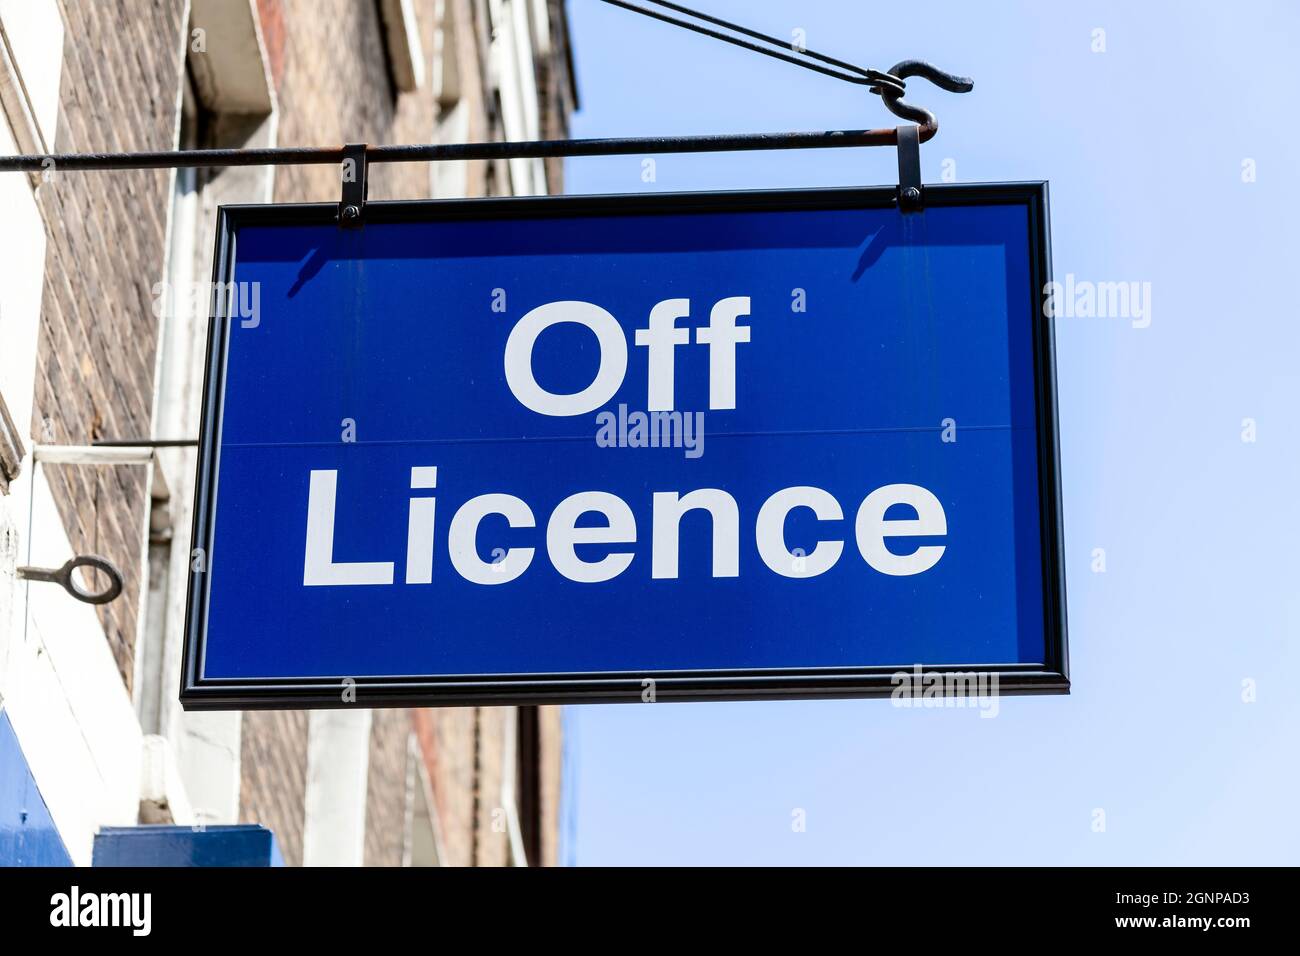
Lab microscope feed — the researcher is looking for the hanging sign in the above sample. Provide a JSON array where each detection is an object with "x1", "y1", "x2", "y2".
[{"x1": 181, "y1": 184, "x2": 1067, "y2": 708}]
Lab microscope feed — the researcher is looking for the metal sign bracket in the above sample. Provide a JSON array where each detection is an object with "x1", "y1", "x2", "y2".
[
  {"x1": 339, "y1": 143, "x2": 368, "y2": 227},
  {"x1": 897, "y1": 124, "x2": 923, "y2": 211}
]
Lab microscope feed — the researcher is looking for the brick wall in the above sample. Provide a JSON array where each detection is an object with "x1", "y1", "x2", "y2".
[
  {"x1": 473, "y1": 705, "x2": 510, "y2": 867},
  {"x1": 239, "y1": 709, "x2": 308, "y2": 866},
  {"x1": 238, "y1": 0, "x2": 533, "y2": 868},
  {"x1": 363, "y1": 707, "x2": 410, "y2": 867},
  {"x1": 31, "y1": 0, "x2": 188, "y2": 691},
  {"x1": 538, "y1": 704, "x2": 563, "y2": 867},
  {"x1": 537, "y1": 0, "x2": 576, "y2": 192},
  {"x1": 30, "y1": 0, "x2": 569, "y2": 865},
  {"x1": 234, "y1": 0, "x2": 456, "y2": 867},
  {"x1": 236, "y1": 1, "x2": 571, "y2": 866},
  {"x1": 415, "y1": 706, "x2": 476, "y2": 866}
]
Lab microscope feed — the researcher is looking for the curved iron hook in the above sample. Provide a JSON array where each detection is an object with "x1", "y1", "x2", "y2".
[{"x1": 875, "y1": 60, "x2": 975, "y2": 139}]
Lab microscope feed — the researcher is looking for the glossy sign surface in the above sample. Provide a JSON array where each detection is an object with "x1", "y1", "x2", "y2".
[{"x1": 182, "y1": 185, "x2": 1066, "y2": 708}]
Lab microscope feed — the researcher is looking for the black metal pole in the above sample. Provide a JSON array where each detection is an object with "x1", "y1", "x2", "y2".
[{"x1": 0, "y1": 128, "x2": 916, "y2": 175}]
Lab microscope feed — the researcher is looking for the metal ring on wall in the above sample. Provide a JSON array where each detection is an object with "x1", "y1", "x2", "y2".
[{"x1": 16, "y1": 554, "x2": 124, "y2": 605}]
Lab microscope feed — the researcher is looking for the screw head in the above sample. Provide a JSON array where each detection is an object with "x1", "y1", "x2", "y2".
[
  {"x1": 902, "y1": 187, "x2": 922, "y2": 203},
  {"x1": 341, "y1": 204, "x2": 361, "y2": 221}
]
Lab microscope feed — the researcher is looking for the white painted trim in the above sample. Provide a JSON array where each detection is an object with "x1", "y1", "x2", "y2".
[
  {"x1": 0, "y1": 0, "x2": 64, "y2": 157},
  {"x1": 140, "y1": 733, "x2": 196, "y2": 825},
  {"x1": 189, "y1": 0, "x2": 276, "y2": 114},
  {"x1": 529, "y1": 0, "x2": 551, "y2": 56},
  {"x1": 493, "y1": 0, "x2": 545, "y2": 196},
  {"x1": 379, "y1": 0, "x2": 425, "y2": 92},
  {"x1": 500, "y1": 706, "x2": 528, "y2": 866},
  {"x1": 0, "y1": 114, "x2": 46, "y2": 457},
  {"x1": 32, "y1": 444, "x2": 156, "y2": 466},
  {"x1": 402, "y1": 731, "x2": 446, "y2": 866},
  {"x1": 302, "y1": 710, "x2": 373, "y2": 866},
  {"x1": 0, "y1": 5, "x2": 145, "y2": 868},
  {"x1": 0, "y1": 466, "x2": 145, "y2": 866}
]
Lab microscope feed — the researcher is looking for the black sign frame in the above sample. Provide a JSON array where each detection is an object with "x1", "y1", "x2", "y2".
[{"x1": 180, "y1": 182, "x2": 1067, "y2": 710}]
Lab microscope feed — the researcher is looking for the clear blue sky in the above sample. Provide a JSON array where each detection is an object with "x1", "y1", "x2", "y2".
[{"x1": 558, "y1": 0, "x2": 1299, "y2": 865}]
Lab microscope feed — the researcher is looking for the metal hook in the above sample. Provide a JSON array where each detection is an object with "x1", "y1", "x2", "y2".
[
  {"x1": 17, "y1": 554, "x2": 124, "y2": 605},
  {"x1": 600, "y1": 3, "x2": 973, "y2": 137},
  {"x1": 600, "y1": 0, "x2": 907, "y2": 94},
  {"x1": 876, "y1": 60, "x2": 975, "y2": 139}
]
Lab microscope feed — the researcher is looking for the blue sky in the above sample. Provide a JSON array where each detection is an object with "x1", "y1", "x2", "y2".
[{"x1": 558, "y1": 0, "x2": 1299, "y2": 865}]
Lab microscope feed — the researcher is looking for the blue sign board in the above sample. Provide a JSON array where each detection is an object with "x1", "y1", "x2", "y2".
[
  {"x1": 93, "y1": 825, "x2": 283, "y2": 867},
  {"x1": 181, "y1": 184, "x2": 1066, "y2": 708}
]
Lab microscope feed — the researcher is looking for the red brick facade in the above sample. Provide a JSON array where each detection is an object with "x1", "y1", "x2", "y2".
[{"x1": 23, "y1": 0, "x2": 573, "y2": 866}]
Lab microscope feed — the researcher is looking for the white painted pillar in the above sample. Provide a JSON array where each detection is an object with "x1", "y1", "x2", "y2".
[{"x1": 302, "y1": 710, "x2": 373, "y2": 866}]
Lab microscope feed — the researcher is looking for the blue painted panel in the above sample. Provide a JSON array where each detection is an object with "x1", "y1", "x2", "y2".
[
  {"x1": 198, "y1": 195, "x2": 1053, "y2": 682},
  {"x1": 92, "y1": 825, "x2": 282, "y2": 867},
  {"x1": 0, "y1": 709, "x2": 73, "y2": 866}
]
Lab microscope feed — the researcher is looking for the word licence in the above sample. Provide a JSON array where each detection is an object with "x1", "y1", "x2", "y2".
[{"x1": 304, "y1": 467, "x2": 947, "y2": 586}]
